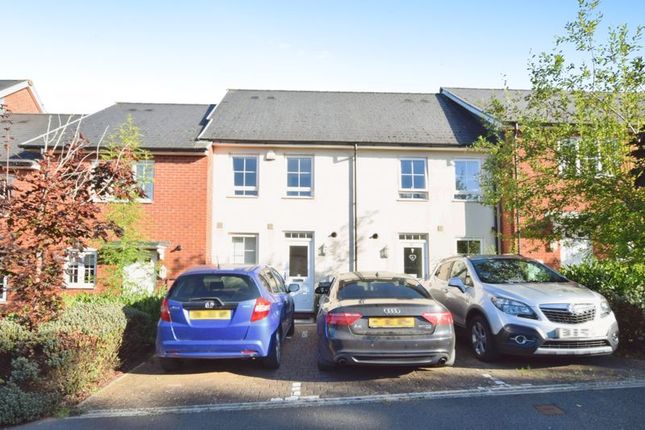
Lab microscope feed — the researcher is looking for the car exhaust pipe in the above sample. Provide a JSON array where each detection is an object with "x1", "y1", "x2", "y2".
[
  {"x1": 337, "y1": 358, "x2": 348, "y2": 366},
  {"x1": 438, "y1": 357, "x2": 447, "y2": 365}
]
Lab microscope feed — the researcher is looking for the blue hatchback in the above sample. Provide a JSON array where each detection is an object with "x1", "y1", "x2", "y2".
[{"x1": 156, "y1": 265, "x2": 299, "y2": 371}]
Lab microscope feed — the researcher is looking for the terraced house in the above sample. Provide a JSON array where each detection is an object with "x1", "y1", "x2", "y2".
[{"x1": 6, "y1": 85, "x2": 583, "y2": 314}]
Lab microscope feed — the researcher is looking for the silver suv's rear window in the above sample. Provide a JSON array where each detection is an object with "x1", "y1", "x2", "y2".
[
  {"x1": 169, "y1": 274, "x2": 260, "y2": 302},
  {"x1": 337, "y1": 279, "x2": 430, "y2": 300},
  {"x1": 471, "y1": 258, "x2": 568, "y2": 284}
]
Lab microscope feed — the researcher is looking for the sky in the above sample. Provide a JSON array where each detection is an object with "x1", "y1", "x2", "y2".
[{"x1": 3, "y1": 0, "x2": 644, "y2": 113}]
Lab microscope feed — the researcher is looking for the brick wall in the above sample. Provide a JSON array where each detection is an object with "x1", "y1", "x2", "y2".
[
  {"x1": 139, "y1": 153, "x2": 211, "y2": 283},
  {"x1": 3, "y1": 88, "x2": 42, "y2": 113}
]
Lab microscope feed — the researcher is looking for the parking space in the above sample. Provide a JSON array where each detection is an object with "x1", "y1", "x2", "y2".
[{"x1": 80, "y1": 324, "x2": 645, "y2": 412}]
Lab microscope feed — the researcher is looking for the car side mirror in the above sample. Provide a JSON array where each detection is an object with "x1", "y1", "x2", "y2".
[
  {"x1": 315, "y1": 281, "x2": 331, "y2": 295},
  {"x1": 448, "y1": 277, "x2": 466, "y2": 293},
  {"x1": 287, "y1": 283, "x2": 300, "y2": 293}
]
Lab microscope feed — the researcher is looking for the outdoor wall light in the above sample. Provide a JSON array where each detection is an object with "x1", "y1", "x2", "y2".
[
  {"x1": 329, "y1": 232, "x2": 337, "y2": 238},
  {"x1": 265, "y1": 150, "x2": 277, "y2": 161},
  {"x1": 171, "y1": 244, "x2": 182, "y2": 252},
  {"x1": 319, "y1": 244, "x2": 326, "y2": 256},
  {"x1": 370, "y1": 233, "x2": 379, "y2": 239},
  {"x1": 380, "y1": 246, "x2": 388, "y2": 259}
]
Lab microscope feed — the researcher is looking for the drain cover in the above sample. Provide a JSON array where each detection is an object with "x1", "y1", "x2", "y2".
[{"x1": 534, "y1": 404, "x2": 565, "y2": 416}]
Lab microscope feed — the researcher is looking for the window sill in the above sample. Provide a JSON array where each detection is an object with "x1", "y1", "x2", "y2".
[
  {"x1": 282, "y1": 195, "x2": 314, "y2": 200},
  {"x1": 65, "y1": 285, "x2": 96, "y2": 290},
  {"x1": 397, "y1": 198, "x2": 429, "y2": 202},
  {"x1": 227, "y1": 195, "x2": 259, "y2": 199}
]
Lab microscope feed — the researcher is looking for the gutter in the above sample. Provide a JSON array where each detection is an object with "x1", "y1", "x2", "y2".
[{"x1": 211, "y1": 141, "x2": 483, "y2": 153}]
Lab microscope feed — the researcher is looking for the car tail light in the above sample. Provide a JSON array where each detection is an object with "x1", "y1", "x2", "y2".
[
  {"x1": 251, "y1": 297, "x2": 272, "y2": 322},
  {"x1": 326, "y1": 312, "x2": 362, "y2": 326},
  {"x1": 160, "y1": 298, "x2": 171, "y2": 322},
  {"x1": 422, "y1": 311, "x2": 453, "y2": 326}
]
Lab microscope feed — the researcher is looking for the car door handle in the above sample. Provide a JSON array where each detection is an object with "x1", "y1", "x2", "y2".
[{"x1": 442, "y1": 288, "x2": 449, "y2": 293}]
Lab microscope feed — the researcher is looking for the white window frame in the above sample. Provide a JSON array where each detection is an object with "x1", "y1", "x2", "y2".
[
  {"x1": 557, "y1": 137, "x2": 606, "y2": 177},
  {"x1": 456, "y1": 238, "x2": 482, "y2": 255},
  {"x1": 0, "y1": 276, "x2": 7, "y2": 303},
  {"x1": 232, "y1": 155, "x2": 259, "y2": 197},
  {"x1": 134, "y1": 160, "x2": 155, "y2": 202},
  {"x1": 64, "y1": 249, "x2": 98, "y2": 289},
  {"x1": 399, "y1": 158, "x2": 428, "y2": 200},
  {"x1": 231, "y1": 234, "x2": 259, "y2": 265},
  {"x1": 285, "y1": 156, "x2": 314, "y2": 197},
  {"x1": 454, "y1": 159, "x2": 482, "y2": 201}
]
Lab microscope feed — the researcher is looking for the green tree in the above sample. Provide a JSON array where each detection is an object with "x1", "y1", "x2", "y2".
[
  {"x1": 476, "y1": 0, "x2": 644, "y2": 264},
  {"x1": 97, "y1": 116, "x2": 154, "y2": 294}
]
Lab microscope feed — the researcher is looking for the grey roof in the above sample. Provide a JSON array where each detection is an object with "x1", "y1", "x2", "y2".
[
  {"x1": 0, "y1": 80, "x2": 27, "y2": 93},
  {"x1": 21, "y1": 102, "x2": 215, "y2": 152},
  {"x1": 202, "y1": 89, "x2": 485, "y2": 146},
  {"x1": 1, "y1": 113, "x2": 81, "y2": 164},
  {"x1": 441, "y1": 87, "x2": 533, "y2": 123}
]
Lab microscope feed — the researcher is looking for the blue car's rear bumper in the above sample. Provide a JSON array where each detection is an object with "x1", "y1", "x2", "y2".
[{"x1": 155, "y1": 322, "x2": 274, "y2": 359}]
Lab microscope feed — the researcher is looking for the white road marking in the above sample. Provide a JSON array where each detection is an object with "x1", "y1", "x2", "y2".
[
  {"x1": 301, "y1": 330, "x2": 309, "y2": 338},
  {"x1": 482, "y1": 373, "x2": 510, "y2": 387},
  {"x1": 73, "y1": 379, "x2": 645, "y2": 420}
]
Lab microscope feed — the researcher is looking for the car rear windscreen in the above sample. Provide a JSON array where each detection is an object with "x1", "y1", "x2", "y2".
[
  {"x1": 169, "y1": 274, "x2": 260, "y2": 302},
  {"x1": 337, "y1": 279, "x2": 430, "y2": 300}
]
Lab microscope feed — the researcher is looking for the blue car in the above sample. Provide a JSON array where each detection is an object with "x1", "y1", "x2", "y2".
[{"x1": 156, "y1": 265, "x2": 299, "y2": 371}]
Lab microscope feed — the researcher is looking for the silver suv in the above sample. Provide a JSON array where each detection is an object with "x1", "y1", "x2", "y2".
[{"x1": 428, "y1": 255, "x2": 619, "y2": 361}]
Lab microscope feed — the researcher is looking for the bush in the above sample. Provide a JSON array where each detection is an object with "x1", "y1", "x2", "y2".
[
  {"x1": 561, "y1": 260, "x2": 645, "y2": 354},
  {"x1": 0, "y1": 383, "x2": 57, "y2": 426},
  {"x1": 0, "y1": 301, "x2": 153, "y2": 426}
]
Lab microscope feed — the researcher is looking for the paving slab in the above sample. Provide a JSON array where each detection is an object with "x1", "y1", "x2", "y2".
[{"x1": 79, "y1": 324, "x2": 645, "y2": 411}]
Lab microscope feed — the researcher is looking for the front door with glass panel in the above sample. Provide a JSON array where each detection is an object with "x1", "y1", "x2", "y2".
[
  {"x1": 398, "y1": 234, "x2": 428, "y2": 279},
  {"x1": 284, "y1": 232, "x2": 314, "y2": 313}
]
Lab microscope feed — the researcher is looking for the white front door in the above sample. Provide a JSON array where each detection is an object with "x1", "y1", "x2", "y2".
[
  {"x1": 398, "y1": 234, "x2": 428, "y2": 279},
  {"x1": 560, "y1": 238, "x2": 592, "y2": 266},
  {"x1": 123, "y1": 253, "x2": 157, "y2": 294},
  {"x1": 284, "y1": 232, "x2": 314, "y2": 313}
]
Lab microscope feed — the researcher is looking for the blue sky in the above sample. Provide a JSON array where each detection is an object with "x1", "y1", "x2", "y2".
[{"x1": 3, "y1": 0, "x2": 643, "y2": 113}]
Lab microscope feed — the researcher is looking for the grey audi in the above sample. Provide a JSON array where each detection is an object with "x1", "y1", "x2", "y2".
[{"x1": 315, "y1": 272, "x2": 456, "y2": 370}]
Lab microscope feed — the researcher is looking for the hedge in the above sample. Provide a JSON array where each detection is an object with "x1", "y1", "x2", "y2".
[
  {"x1": 0, "y1": 301, "x2": 154, "y2": 426},
  {"x1": 561, "y1": 260, "x2": 645, "y2": 354}
]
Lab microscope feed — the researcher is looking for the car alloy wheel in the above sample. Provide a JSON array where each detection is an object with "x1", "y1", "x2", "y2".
[{"x1": 472, "y1": 321, "x2": 487, "y2": 356}]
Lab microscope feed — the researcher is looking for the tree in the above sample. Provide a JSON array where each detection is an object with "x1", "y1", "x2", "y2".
[
  {"x1": 476, "y1": 0, "x2": 644, "y2": 264},
  {"x1": 97, "y1": 117, "x2": 154, "y2": 294},
  {"x1": 0, "y1": 111, "x2": 143, "y2": 327}
]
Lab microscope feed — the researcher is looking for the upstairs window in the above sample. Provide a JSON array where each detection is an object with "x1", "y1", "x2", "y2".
[
  {"x1": 65, "y1": 249, "x2": 97, "y2": 289},
  {"x1": 233, "y1": 156, "x2": 258, "y2": 196},
  {"x1": 286, "y1": 157, "x2": 313, "y2": 197},
  {"x1": 558, "y1": 137, "x2": 619, "y2": 177},
  {"x1": 0, "y1": 276, "x2": 6, "y2": 303},
  {"x1": 399, "y1": 159, "x2": 428, "y2": 199},
  {"x1": 454, "y1": 160, "x2": 481, "y2": 200},
  {"x1": 134, "y1": 160, "x2": 155, "y2": 201}
]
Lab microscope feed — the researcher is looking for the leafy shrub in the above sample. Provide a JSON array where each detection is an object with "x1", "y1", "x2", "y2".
[
  {"x1": 0, "y1": 383, "x2": 57, "y2": 426},
  {"x1": 0, "y1": 301, "x2": 152, "y2": 426},
  {"x1": 561, "y1": 260, "x2": 645, "y2": 354}
]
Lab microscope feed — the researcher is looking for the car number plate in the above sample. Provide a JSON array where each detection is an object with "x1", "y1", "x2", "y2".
[
  {"x1": 556, "y1": 327, "x2": 591, "y2": 339},
  {"x1": 189, "y1": 310, "x2": 232, "y2": 320},
  {"x1": 368, "y1": 317, "x2": 415, "y2": 328}
]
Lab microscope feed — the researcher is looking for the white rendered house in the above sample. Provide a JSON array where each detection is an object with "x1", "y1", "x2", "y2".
[{"x1": 201, "y1": 90, "x2": 497, "y2": 313}]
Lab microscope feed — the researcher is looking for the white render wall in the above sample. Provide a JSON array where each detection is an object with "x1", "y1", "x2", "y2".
[{"x1": 210, "y1": 145, "x2": 496, "y2": 281}]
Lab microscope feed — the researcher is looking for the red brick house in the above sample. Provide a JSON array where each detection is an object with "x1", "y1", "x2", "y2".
[
  {"x1": 0, "y1": 80, "x2": 44, "y2": 113},
  {"x1": 440, "y1": 87, "x2": 595, "y2": 267},
  {"x1": 2, "y1": 102, "x2": 215, "y2": 303}
]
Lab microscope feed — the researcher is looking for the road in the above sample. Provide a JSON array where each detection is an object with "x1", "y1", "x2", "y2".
[{"x1": 19, "y1": 382, "x2": 645, "y2": 430}]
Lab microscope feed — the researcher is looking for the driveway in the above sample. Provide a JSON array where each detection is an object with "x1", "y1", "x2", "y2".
[{"x1": 78, "y1": 323, "x2": 645, "y2": 412}]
